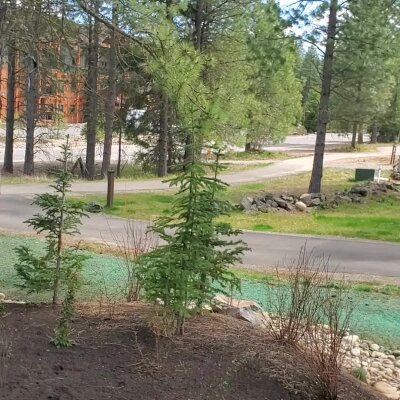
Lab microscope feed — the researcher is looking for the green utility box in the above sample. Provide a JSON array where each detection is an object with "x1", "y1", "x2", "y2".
[{"x1": 355, "y1": 168, "x2": 376, "y2": 181}]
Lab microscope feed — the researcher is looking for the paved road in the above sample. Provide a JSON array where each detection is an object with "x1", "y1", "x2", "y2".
[
  {"x1": 1, "y1": 194, "x2": 399, "y2": 277},
  {"x1": 0, "y1": 146, "x2": 392, "y2": 196}
]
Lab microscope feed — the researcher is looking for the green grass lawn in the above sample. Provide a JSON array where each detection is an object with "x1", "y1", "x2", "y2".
[
  {"x1": 223, "y1": 196, "x2": 400, "y2": 242},
  {"x1": 73, "y1": 169, "x2": 400, "y2": 242}
]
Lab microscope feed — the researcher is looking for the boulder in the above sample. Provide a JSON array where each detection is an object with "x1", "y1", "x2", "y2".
[
  {"x1": 310, "y1": 198, "x2": 321, "y2": 206},
  {"x1": 259, "y1": 204, "x2": 272, "y2": 213},
  {"x1": 274, "y1": 198, "x2": 287, "y2": 209},
  {"x1": 0, "y1": 292, "x2": 5, "y2": 302},
  {"x1": 254, "y1": 198, "x2": 265, "y2": 207},
  {"x1": 295, "y1": 201, "x2": 307, "y2": 212},
  {"x1": 374, "y1": 382, "x2": 399, "y2": 399},
  {"x1": 212, "y1": 294, "x2": 268, "y2": 329},
  {"x1": 285, "y1": 203, "x2": 295, "y2": 212},
  {"x1": 240, "y1": 196, "x2": 254, "y2": 211},
  {"x1": 337, "y1": 195, "x2": 353, "y2": 203},
  {"x1": 86, "y1": 202, "x2": 103, "y2": 213},
  {"x1": 281, "y1": 195, "x2": 294, "y2": 203},
  {"x1": 370, "y1": 343, "x2": 380, "y2": 351},
  {"x1": 351, "y1": 347, "x2": 361, "y2": 357},
  {"x1": 372, "y1": 351, "x2": 387, "y2": 359},
  {"x1": 299, "y1": 193, "x2": 312, "y2": 206},
  {"x1": 342, "y1": 335, "x2": 360, "y2": 346},
  {"x1": 351, "y1": 186, "x2": 369, "y2": 197}
]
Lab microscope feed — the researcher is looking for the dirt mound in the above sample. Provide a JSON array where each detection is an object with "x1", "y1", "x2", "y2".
[{"x1": 0, "y1": 304, "x2": 382, "y2": 400}]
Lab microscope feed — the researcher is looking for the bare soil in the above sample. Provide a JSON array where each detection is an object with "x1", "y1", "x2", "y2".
[{"x1": 0, "y1": 303, "x2": 382, "y2": 400}]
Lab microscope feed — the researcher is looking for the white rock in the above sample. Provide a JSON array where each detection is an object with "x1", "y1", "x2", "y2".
[
  {"x1": 343, "y1": 335, "x2": 360, "y2": 346},
  {"x1": 351, "y1": 347, "x2": 361, "y2": 357},
  {"x1": 383, "y1": 359, "x2": 395, "y2": 366},
  {"x1": 372, "y1": 351, "x2": 386, "y2": 359},
  {"x1": 372, "y1": 361, "x2": 383, "y2": 368},
  {"x1": 362, "y1": 361, "x2": 369, "y2": 367},
  {"x1": 374, "y1": 382, "x2": 399, "y2": 399},
  {"x1": 0, "y1": 292, "x2": 5, "y2": 302},
  {"x1": 295, "y1": 201, "x2": 307, "y2": 212},
  {"x1": 370, "y1": 343, "x2": 380, "y2": 351},
  {"x1": 385, "y1": 368, "x2": 394, "y2": 376}
]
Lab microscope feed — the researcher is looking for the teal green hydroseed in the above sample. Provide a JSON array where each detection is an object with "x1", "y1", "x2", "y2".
[{"x1": 1, "y1": 234, "x2": 399, "y2": 348}]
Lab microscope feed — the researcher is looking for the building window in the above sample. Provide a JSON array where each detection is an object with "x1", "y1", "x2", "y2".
[
  {"x1": 58, "y1": 104, "x2": 64, "y2": 112},
  {"x1": 69, "y1": 105, "x2": 76, "y2": 114}
]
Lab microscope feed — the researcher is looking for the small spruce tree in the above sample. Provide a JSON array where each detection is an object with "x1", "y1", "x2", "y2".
[
  {"x1": 141, "y1": 144, "x2": 248, "y2": 334},
  {"x1": 14, "y1": 136, "x2": 88, "y2": 346}
]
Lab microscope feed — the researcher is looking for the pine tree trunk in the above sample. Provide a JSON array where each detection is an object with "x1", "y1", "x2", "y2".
[
  {"x1": 308, "y1": 0, "x2": 338, "y2": 194},
  {"x1": 24, "y1": 54, "x2": 37, "y2": 176},
  {"x1": 158, "y1": 94, "x2": 168, "y2": 177},
  {"x1": 371, "y1": 121, "x2": 378, "y2": 143},
  {"x1": 357, "y1": 125, "x2": 363, "y2": 144},
  {"x1": 245, "y1": 133, "x2": 253, "y2": 152},
  {"x1": 167, "y1": 129, "x2": 174, "y2": 172},
  {"x1": 85, "y1": 5, "x2": 99, "y2": 180},
  {"x1": 183, "y1": 0, "x2": 205, "y2": 164},
  {"x1": 3, "y1": 42, "x2": 16, "y2": 174},
  {"x1": 193, "y1": 0, "x2": 205, "y2": 51},
  {"x1": 183, "y1": 134, "x2": 194, "y2": 166},
  {"x1": 101, "y1": 3, "x2": 117, "y2": 178},
  {"x1": 351, "y1": 122, "x2": 358, "y2": 149}
]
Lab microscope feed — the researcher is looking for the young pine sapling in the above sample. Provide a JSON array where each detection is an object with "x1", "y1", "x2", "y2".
[
  {"x1": 14, "y1": 137, "x2": 88, "y2": 346},
  {"x1": 141, "y1": 148, "x2": 248, "y2": 334}
]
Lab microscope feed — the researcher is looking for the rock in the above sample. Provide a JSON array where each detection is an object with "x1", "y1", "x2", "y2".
[
  {"x1": 274, "y1": 198, "x2": 287, "y2": 209},
  {"x1": 281, "y1": 195, "x2": 294, "y2": 203},
  {"x1": 263, "y1": 192, "x2": 274, "y2": 199},
  {"x1": 254, "y1": 198, "x2": 265, "y2": 207},
  {"x1": 212, "y1": 294, "x2": 268, "y2": 328},
  {"x1": 295, "y1": 201, "x2": 307, "y2": 212},
  {"x1": 360, "y1": 342, "x2": 370, "y2": 350},
  {"x1": 270, "y1": 201, "x2": 278, "y2": 208},
  {"x1": 342, "y1": 335, "x2": 360, "y2": 346},
  {"x1": 240, "y1": 197, "x2": 254, "y2": 211},
  {"x1": 351, "y1": 186, "x2": 369, "y2": 197},
  {"x1": 0, "y1": 292, "x2": 5, "y2": 302},
  {"x1": 374, "y1": 382, "x2": 399, "y2": 399},
  {"x1": 392, "y1": 350, "x2": 400, "y2": 357},
  {"x1": 372, "y1": 351, "x2": 387, "y2": 359},
  {"x1": 372, "y1": 361, "x2": 382, "y2": 368},
  {"x1": 385, "y1": 368, "x2": 394, "y2": 376},
  {"x1": 337, "y1": 195, "x2": 353, "y2": 203},
  {"x1": 362, "y1": 361, "x2": 369, "y2": 367},
  {"x1": 310, "y1": 198, "x2": 321, "y2": 206},
  {"x1": 370, "y1": 344, "x2": 380, "y2": 351},
  {"x1": 351, "y1": 348, "x2": 361, "y2": 357},
  {"x1": 86, "y1": 202, "x2": 103, "y2": 213},
  {"x1": 299, "y1": 193, "x2": 312, "y2": 206},
  {"x1": 285, "y1": 203, "x2": 295, "y2": 212},
  {"x1": 258, "y1": 204, "x2": 272, "y2": 213}
]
